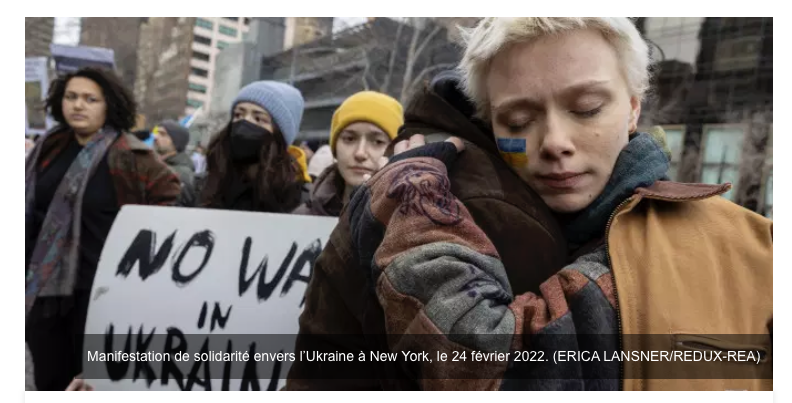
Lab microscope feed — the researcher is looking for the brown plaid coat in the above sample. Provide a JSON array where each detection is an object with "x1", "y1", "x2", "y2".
[{"x1": 35, "y1": 129, "x2": 180, "y2": 207}]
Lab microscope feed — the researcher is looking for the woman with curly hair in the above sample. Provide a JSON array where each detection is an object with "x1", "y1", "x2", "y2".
[{"x1": 25, "y1": 67, "x2": 180, "y2": 390}]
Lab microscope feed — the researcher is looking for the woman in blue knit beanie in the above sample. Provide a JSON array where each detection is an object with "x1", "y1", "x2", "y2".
[{"x1": 200, "y1": 81, "x2": 310, "y2": 213}]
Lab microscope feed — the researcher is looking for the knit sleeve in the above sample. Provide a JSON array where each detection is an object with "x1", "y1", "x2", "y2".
[
  {"x1": 346, "y1": 157, "x2": 518, "y2": 389},
  {"x1": 347, "y1": 157, "x2": 621, "y2": 390}
]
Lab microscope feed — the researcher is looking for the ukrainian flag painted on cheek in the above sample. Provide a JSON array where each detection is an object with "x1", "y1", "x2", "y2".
[{"x1": 496, "y1": 137, "x2": 529, "y2": 167}]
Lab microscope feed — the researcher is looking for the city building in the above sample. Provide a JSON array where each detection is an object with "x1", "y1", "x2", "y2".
[
  {"x1": 79, "y1": 18, "x2": 144, "y2": 90},
  {"x1": 638, "y1": 17, "x2": 772, "y2": 216},
  {"x1": 283, "y1": 18, "x2": 333, "y2": 49},
  {"x1": 181, "y1": 18, "x2": 287, "y2": 147},
  {"x1": 186, "y1": 17, "x2": 251, "y2": 115},
  {"x1": 192, "y1": 17, "x2": 334, "y2": 147},
  {"x1": 25, "y1": 17, "x2": 55, "y2": 57},
  {"x1": 134, "y1": 17, "x2": 195, "y2": 124},
  {"x1": 210, "y1": 18, "x2": 286, "y2": 115},
  {"x1": 260, "y1": 18, "x2": 461, "y2": 142}
]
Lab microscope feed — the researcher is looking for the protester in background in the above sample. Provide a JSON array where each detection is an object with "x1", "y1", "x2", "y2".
[
  {"x1": 191, "y1": 143, "x2": 207, "y2": 175},
  {"x1": 306, "y1": 144, "x2": 333, "y2": 181},
  {"x1": 154, "y1": 120, "x2": 197, "y2": 207},
  {"x1": 25, "y1": 67, "x2": 180, "y2": 391},
  {"x1": 200, "y1": 81, "x2": 310, "y2": 212},
  {"x1": 293, "y1": 91, "x2": 402, "y2": 217},
  {"x1": 291, "y1": 18, "x2": 772, "y2": 391}
]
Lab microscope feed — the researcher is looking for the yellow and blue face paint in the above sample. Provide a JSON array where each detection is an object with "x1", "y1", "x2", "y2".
[{"x1": 497, "y1": 137, "x2": 529, "y2": 167}]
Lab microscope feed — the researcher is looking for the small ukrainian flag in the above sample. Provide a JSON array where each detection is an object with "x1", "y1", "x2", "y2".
[{"x1": 497, "y1": 138, "x2": 529, "y2": 166}]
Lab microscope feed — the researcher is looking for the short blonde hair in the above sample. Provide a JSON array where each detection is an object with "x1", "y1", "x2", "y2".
[{"x1": 458, "y1": 18, "x2": 651, "y2": 119}]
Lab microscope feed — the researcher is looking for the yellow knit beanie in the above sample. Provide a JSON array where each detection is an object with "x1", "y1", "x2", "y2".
[
  {"x1": 287, "y1": 145, "x2": 312, "y2": 183},
  {"x1": 329, "y1": 91, "x2": 404, "y2": 155}
]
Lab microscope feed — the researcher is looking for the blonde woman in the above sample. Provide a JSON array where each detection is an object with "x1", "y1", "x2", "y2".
[{"x1": 290, "y1": 18, "x2": 772, "y2": 391}]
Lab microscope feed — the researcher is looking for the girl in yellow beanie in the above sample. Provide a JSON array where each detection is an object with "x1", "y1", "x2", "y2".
[{"x1": 293, "y1": 91, "x2": 403, "y2": 217}]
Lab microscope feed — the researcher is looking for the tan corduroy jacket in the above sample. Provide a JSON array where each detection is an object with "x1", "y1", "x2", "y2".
[{"x1": 611, "y1": 181, "x2": 773, "y2": 390}]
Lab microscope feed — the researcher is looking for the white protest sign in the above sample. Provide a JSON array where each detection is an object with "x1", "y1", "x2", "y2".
[{"x1": 83, "y1": 206, "x2": 338, "y2": 391}]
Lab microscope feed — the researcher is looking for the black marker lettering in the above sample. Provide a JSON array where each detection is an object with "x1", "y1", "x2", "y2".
[
  {"x1": 196, "y1": 301, "x2": 208, "y2": 329},
  {"x1": 161, "y1": 327, "x2": 186, "y2": 390},
  {"x1": 104, "y1": 324, "x2": 131, "y2": 381},
  {"x1": 240, "y1": 342, "x2": 260, "y2": 391},
  {"x1": 172, "y1": 230, "x2": 215, "y2": 285},
  {"x1": 210, "y1": 302, "x2": 232, "y2": 332},
  {"x1": 222, "y1": 339, "x2": 232, "y2": 391},
  {"x1": 133, "y1": 325, "x2": 157, "y2": 386},
  {"x1": 185, "y1": 338, "x2": 211, "y2": 391},
  {"x1": 267, "y1": 350, "x2": 284, "y2": 391},
  {"x1": 239, "y1": 238, "x2": 296, "y2": 301},
  {"x1": 116, "y1": 230, "x2": 176, "y2": 280}
]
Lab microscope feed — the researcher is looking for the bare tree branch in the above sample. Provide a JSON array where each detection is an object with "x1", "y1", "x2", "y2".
[
  {"x1": 401, "y1": 20, "x2": 443, "y2": 103},
  {"x1": 366, "y1": 69, "x2": 382, "y2": 90},
  {"x1": 381, "y1": 21, "x2": 404, "y2": 93},
  {"x1": 415, "y1": 25, "x2": 442, "y2": 63},
  {"x1": 332, "y1": 72, "x2": 364, "y2": 96},
  {"x1": 361, "y1": 51, "x2": 371, "y2": 90},
  {"x1": 399, "y1": 26, "x2": 423, "y2": 102}
]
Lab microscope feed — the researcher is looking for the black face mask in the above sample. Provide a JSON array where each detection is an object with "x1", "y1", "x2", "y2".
[{"x1": 228, "y1": 120, "x2": 274, "y2": 163}]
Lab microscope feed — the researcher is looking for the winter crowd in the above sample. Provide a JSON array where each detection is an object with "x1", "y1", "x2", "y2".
[{"x1": 25, "y1": 17, "x2": 772, "y2": 391}]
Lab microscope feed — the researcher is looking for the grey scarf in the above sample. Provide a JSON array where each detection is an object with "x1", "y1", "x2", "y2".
[{"x1": 25, "y1": 127, "x2": 119, "y2": 317}]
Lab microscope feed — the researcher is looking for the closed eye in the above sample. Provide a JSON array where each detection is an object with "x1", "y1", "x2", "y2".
[
  {"x1": 572, "y1": 106, "x2": 602, "y2": 118},
  {"x1": 506, "y1": 121, "x2": 531, "y2": 133}
]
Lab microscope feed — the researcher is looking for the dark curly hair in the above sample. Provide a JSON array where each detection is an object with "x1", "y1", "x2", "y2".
[
  {"x1": 45, "y1": 67, "x2": 137, "y2": 132},
  {"x1": 200, "y1": 121, "x2": 304, "y2": 213}
]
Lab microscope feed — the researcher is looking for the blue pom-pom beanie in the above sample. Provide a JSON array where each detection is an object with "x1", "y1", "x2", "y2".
[{"x1": 232, "y1": 81, "x2": 305, "y2": 146}]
